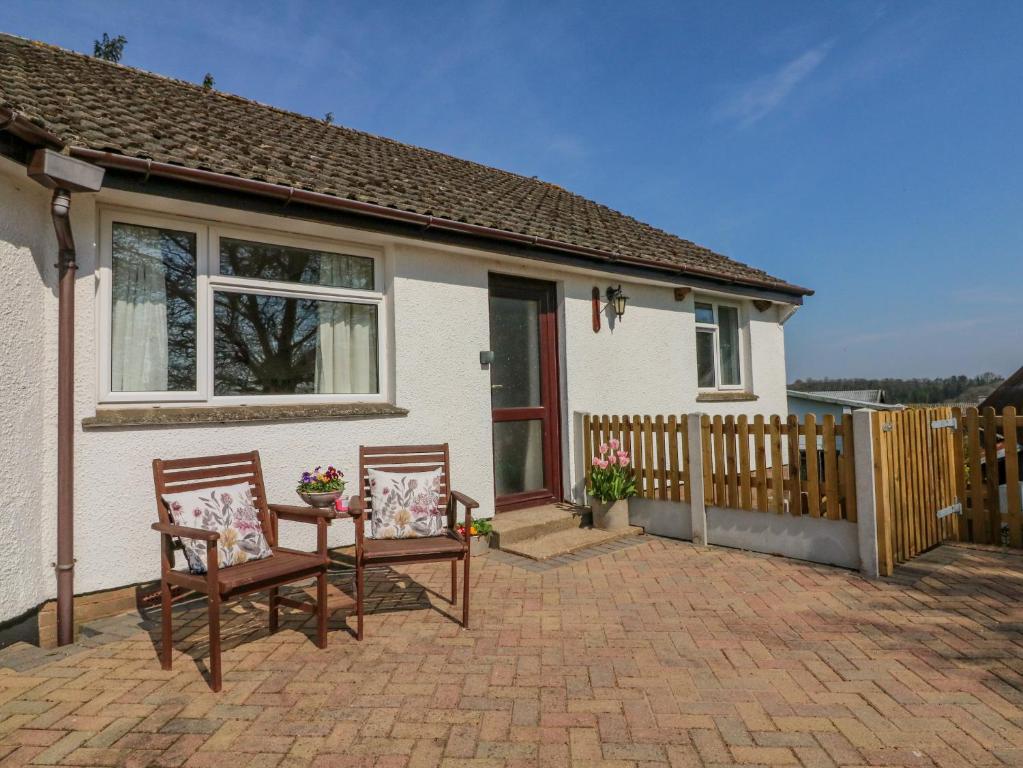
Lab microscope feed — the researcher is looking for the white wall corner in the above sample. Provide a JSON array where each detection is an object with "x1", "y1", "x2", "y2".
[
  {"x1": 686, "y1": 413, "x2": 708, "y2": 546},
  {"x1": 852, "y1": 409, "x2": 881, "y2": 578}
]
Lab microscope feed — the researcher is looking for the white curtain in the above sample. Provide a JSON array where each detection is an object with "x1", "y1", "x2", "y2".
[
  {"x1": 315, "y1": 256, "x2": 377, "y2": 394},
  {"x1": 111, "y1": 229, "x2": 169, "y2": 391}
]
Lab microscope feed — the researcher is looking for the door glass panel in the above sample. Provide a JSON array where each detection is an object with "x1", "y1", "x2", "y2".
[
  {"x1": 493, "y1": 420, "x2": 545, "y2": 496},
  {"x1": 489, "y1": 295, "x2": 542, "y2": 408}
]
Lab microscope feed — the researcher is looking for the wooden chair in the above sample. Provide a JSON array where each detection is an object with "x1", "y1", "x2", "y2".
[
  {"x1": 345, "y1": 444, "x2": 479, "y2": 639},
  {"x1": 152, "y1": 451, "x2": 334, "y2": 691}
]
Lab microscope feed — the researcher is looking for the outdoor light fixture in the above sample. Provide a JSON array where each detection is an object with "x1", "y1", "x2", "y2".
[{"x1": 606, "y1": 285, "x2": 629, "y2": 320}]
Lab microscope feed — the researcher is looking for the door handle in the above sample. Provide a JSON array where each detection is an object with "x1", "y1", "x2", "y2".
[{"x1": 491, "y1": 384, "x2": 504, "y2": 390}]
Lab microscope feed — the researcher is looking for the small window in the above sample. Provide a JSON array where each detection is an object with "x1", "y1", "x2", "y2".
[
  {"x1": 694, "y1": 299, "x2": 744, "y2": 390},
  {"x1": 110, "y1": 222, "x2": 197, "y2": 392}
]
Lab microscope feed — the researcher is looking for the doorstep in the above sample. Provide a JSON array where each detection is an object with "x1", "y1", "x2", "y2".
[
  {"x1": 490, "y1": 503, "x2": 643, "y2": 560},
  {"x1": 498, "y1": 524, "x2": 644, "y2": 561}
]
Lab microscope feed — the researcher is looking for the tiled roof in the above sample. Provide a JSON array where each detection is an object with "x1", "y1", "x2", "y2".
[
  {"x1": 981, "y1": 366, "x2": 1023, "y2": 412},
  {"x1": 0, "y1": 33, "x2": 810, "y2": 297}
]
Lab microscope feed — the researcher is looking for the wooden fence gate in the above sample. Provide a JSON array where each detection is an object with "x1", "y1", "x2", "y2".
[
  {"x1": 872, "y1": 407, "x2": 959, "y2": 575},
  {"x1": 873, "y1": 405, "x2": 1023, "y2": 574}
]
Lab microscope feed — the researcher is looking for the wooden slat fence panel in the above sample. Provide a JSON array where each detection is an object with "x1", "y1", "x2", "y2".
[{"x1": 582, "y1": 414, "x2": 691, "y2": 502}]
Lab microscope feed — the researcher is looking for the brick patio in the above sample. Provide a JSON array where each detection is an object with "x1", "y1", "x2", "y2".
[{"x1": 2, "y1": 537, "x2": 1023, "y2": 767}]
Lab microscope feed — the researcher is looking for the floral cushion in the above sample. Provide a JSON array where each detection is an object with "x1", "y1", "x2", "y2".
[
  {"x1": 368, "y1": 468, "x2": 444, "y2": 539},
  {"x1": 162, "y1": 483, "x2": 273, "y2": 573}
]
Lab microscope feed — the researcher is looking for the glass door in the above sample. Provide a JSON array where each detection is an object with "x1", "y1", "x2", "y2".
[{"x1": 488, "y1": 275, "x2": 562, "y2": 510}]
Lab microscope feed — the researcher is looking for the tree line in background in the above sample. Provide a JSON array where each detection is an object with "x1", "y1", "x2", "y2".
[{"x1": 788, "y1": 373, "x2": 1005, "y2": 405}]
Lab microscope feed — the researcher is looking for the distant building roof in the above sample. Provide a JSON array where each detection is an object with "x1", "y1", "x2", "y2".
[
  {"x1": 980, "y1": 366, "x2": 1023, "y2": 412},
  {"x1": 804, "y1": 389, "x2": 886, "y2": 404},
  {"x1": 786, "y1": 390, "x2": 904, "y2": 411}
]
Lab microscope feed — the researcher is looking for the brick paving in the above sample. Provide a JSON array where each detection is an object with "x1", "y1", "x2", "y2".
[{"x1": 2, "y1": 537, "x2": 1023, "y2": 767}]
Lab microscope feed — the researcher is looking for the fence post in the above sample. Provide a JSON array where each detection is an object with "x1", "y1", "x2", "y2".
[
  {"x1": 687, "y1": 413, "x2": 707, "y2": 546},
  {"x1": 853, "y1": 409, "x2": 881, "y2": 577}
]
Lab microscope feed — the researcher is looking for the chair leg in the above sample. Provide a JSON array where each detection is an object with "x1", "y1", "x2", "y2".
[
  {"x1": 269, "y1": 587, "x2": 279, "y2": 633},
  {"x1": 316, "y1": 571, "x2": 328, "y2": 649},
  {"x1": 462, "y1": 553, "x2": 470, "y2": 629},
  {"x1": 160, "y1": 580, "x2": 173, "y2": 671},
  {"x1": 451, "y1": 560, "x2": 458, "y2": 604},
  {"x1": 208, "y1": 592, "x2": 222, "y2": 692},
  {"x1": 356, "y1": 563, "x2": 365, "y2": 641}
]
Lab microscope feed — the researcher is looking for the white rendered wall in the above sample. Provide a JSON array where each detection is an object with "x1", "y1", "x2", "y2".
[
  {"x1": 0, "y1": 159, "x2": 59, "y2": 623},
  {"x1": 0, "y1": 167, "x2": 794, "y2": 618}
]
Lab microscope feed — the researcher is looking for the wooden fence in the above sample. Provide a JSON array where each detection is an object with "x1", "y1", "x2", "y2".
[
  {"x1": 581, "y1": 412, "x2": 857, "y2": 519},
  {"x1": 583, "y1": 405, "x2": 1023, "y2": 575},
  {"x1": 699, "y1": 414, "x2": 857, "y2": 520},
  {"x1": 582, "y1": 414, "x2": 691, "y2": 502}
]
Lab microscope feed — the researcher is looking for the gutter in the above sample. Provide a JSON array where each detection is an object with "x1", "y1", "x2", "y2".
[
  {"x1": 68, "y1": 147, "x2": 814, "y2": 299},
  {"x1": 0, "y1": 106, "x2": 64, "y2": 148}
]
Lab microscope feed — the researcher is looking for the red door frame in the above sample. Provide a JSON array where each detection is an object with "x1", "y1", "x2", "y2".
[{"x1": 488, "y1": 274, "x2": 563, "y2": 512}]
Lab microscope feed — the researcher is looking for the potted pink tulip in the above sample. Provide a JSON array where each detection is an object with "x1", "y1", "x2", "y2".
[{"x1": 587, "y1": 438, "x2": 636, "y2": 530}]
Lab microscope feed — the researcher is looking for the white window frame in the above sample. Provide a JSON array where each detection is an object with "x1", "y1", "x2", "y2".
[
  {"x1": 694, "y1": 299, "x2": 745, "y2": 391},
  {"x1": 97, "y1": 208, "x2": 388, "y2": 405}
]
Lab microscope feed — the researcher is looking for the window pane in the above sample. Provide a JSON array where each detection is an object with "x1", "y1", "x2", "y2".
[
  {"x1": 718, "y1": 306, "x2": 741, "y2": 385},
  {"x1": 219, "y1": 237, "x2": 374, "y2": 290},
  {"x1": 493, "y1": 420, "x2": 545, "y2": 497},
  {"x1": 111, "y1": 223, "x2": 197, "y2": 392},
  {"x1": 695, "y1": 302, "x2": 715, "y2": 324},
  {"x1": 213, "y1": 292, "x2": 378, "y2": 395},
  {"x1": 489, "y1": 295, "x2": 541, "y2": 409},
  {"x1": 696, "y1": 329, "x2": 716, "y2": 388}
]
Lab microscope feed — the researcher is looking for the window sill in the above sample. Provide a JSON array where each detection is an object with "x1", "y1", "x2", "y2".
[
  {"x1": 696, "y1": 392, "x2": 759, "y2": 403},
  {"x1": 82, "y1": 402, "x2": 409, "y2": 429}
]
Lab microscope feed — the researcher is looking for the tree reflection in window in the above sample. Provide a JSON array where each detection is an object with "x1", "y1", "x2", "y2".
[
  {"x1": 213, "y1": 292, "x2": 378, "y2": 395},
  {"x1": 219, "y1": 237, "x2": 373, "y2": 290}
]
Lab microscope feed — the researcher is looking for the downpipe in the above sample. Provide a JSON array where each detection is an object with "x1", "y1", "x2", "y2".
[{"x1": 52, "y1": 189, "x2": 76, "y2": 646}]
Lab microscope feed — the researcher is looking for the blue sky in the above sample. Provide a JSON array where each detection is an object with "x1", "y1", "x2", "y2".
[{"x1": 6, "y1": 1, "x2": 1021, "y2": 380}]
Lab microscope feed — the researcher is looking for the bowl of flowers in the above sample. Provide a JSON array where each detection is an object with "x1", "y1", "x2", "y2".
[
  {"x1": 457, "y1": 516, "x2": 493, "y2": 556},
  {"x1": 297, "y1": 465, "x2": 346, "y2": 508}
]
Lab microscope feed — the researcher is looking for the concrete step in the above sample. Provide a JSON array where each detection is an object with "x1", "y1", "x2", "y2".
[
  {"x1": 499, "y1": 525, "x2": 643, "y2": 561},
  {"x1": 490, "y1": 504, "x2": 590, "y2": 548}
]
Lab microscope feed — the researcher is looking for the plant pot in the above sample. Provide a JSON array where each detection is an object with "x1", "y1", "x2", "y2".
[
  {"x1": 469, "y1": 534, "x2": 490, "y2": 556},
  {"x1": 591, "y1": 498, "x2": 629, "y2": 530},
  {"x1": 298, "y1": 490, "x2": 343, "y2": 508}
]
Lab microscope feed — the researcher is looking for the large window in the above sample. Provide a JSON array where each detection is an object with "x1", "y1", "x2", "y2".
[
  {"x1": 695, "y1": 300, "x2": 743, "y2": 390},
  {"x1": 101, "y1": 212, "x2": 385, "y2": 404}
]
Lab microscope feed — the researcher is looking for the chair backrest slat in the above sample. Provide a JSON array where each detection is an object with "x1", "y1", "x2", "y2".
[
  {"x1": 359, "y1": 444, "x2": 451, "y2": 517},
  {"x1": 153, "y1": 451, "x2": 276, "y2": 547}
]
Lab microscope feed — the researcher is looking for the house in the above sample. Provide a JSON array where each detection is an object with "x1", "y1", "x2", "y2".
[
  {"x1": 0, "y1": 34, "x2": 811, "y2": 641},
  {"x1": 787, "y1": 389, "x2": 903, "y2": 421},
  {"x1": 981, "y1": 366, "x2": 1023, "y2": 412}
]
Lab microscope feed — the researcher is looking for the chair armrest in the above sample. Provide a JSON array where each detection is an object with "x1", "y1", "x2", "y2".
[
  {"x1": 344, "y1": 496, "x2": 366, "y2": 516},
  {"x1": 151, "y1": 522, "x2": 219, "y2": 542},
  {"x1": 268, "y1": 503, "x2": 335, "y2": 523},
  {"x1": 448, "y1": 490, "x2": 477, "y2": 547},
  {"x1": 449, "y1": 490, "x2": 480, "y2": 510}
]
